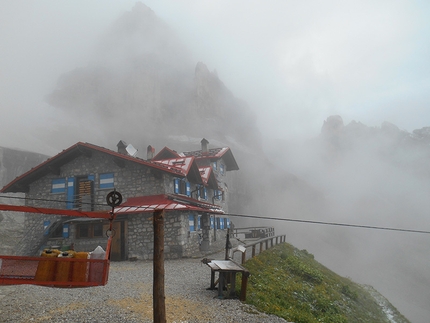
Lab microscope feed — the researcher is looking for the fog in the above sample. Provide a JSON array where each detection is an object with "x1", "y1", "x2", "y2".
[{"x1": 1, "y1": 1, "x2": 430, "y2": 322}]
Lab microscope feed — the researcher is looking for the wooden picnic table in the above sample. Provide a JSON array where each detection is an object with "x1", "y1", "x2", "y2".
[{"x1": 205, "y1": 259, "x2": 250, "y2": 301}]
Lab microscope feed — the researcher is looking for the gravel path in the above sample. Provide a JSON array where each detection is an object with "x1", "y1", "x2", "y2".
[{"x1": 0, "y1": 254, "x2": 289, "y2": 323}]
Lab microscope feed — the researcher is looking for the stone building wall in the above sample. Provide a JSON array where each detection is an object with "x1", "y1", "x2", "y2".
[
  {"x1": 15, "y1": 150, "x2": 232, "y2": 258},
  {"x1": 127, "y1": 211, "x2": 190, "y2": 260}
]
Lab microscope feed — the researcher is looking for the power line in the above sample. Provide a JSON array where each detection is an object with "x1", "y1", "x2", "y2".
[
  {"x1": 2, "y1": 194, "x2": 429, "y2": 234},
  {"x1": 224, "y1": 212, "x2": 430, "y2": 234}
]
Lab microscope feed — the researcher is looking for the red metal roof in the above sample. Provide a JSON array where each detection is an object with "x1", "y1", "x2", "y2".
[
  {"x1": 152, "y1": 146, "x2": 183, "y2": 160},
  {"x1": 114, "y1": 194, "x2": 224, "y2": 215},
  {"x1": 199, "y1": 166, "x2": 218, "y2": 187},
  {"x1": 182, "y1": 147, "x2": 239, "y2": 171},
  {"x1": 150, "y1": 157, "x2": 194, "y2": 177}
]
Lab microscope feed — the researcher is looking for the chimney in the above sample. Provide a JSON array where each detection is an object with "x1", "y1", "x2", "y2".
[
  {"x1": 201, "y1": 138, "x2": 209, "y2": 154},
  {"x1": 147, "y1": 145, "x2": 155, "y2": 160},
  {"x1": 117, "y1": 140, "x2": 128, "y2": 155}
]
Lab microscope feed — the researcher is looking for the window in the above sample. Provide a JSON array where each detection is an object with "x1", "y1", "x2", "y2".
[
  {"x1": 174, "y1": 178, "x2": 191, "y2": 196},
  {"x1": 220, "y1": 164, "x2": 225, "y2": 175},
  {"x1": 100, "y1": 173, "x2": 114, "y2": 189},
  {"x1": 93, "y1": 223, "x2": 103, "y2": 237},
  {"x1": 76, "y1": 222, "x2": 104, "y2": 239},
  {"x1": 213, "y1": 189, "x2": 222, "y2": 201},
  {"x1": 197, "y1": 185, "x2": 207, "y2": 200},
  {"x1": 212, "y1": 161, "x2": 217, "y2": 171},
  {"x1": 189, "y1": 215, "x2": 195, "y2": 232},
  {"x1": 51, "y1": 178, "x2": 66, "y2": 194},
  {"x1": 50, "y1": 223, "x2": 64, "y2": 238},
  {"x1": 67, "y1": 175, "x2": 95, "y2": 210}
]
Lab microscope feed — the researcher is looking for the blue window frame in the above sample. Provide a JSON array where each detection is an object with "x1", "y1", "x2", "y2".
[
  {"x1": 174, "y1": 178, "x2": 191, "y2": 196},
  {"x1": 197, "y1": 185, "x2": 207, "y2": 200},
  {"x1": 214, "y1": 189, "x2": 222, "y2": 201},
  {"x1": 51, "y1": 178, "x2": 66, "y2": 194},
  {"x1": 100, "y1": 173, "x2": 114, "y2": 189},
  {"x1": 220, "y1": 164, "x2": 225, "y2": 175},
  {"x1": 66, "y1": 177, "x2": 75, "y2": 209},
  {"x1": 189, "y1": 215, "x2": 195, "y2": 232}
]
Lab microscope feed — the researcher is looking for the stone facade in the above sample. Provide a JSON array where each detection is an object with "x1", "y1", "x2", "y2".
[{"x1": 4, "y1": 143, "x2": 236, "y2": 260}]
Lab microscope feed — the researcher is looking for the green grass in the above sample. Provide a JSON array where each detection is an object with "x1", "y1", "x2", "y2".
[{"x1": 240, "y1": 243, "x2": 410, "y2": 323}]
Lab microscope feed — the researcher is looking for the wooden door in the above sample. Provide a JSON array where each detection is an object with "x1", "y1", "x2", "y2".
[{"x1": 110, "y1": 221, "x2": 127, "y2": 261}]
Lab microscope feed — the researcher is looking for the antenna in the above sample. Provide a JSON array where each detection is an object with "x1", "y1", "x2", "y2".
[{"x1": 126, "y1": 144, "x2": 138, "y2": 157}]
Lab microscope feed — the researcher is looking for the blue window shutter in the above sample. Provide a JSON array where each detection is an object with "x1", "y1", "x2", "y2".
[
  {"x1": 210, "y1": 217, "x2": 214, "y2": 228},
  {"x1": 203, "y1": 187, "x2": 207, "y2": 200},
  {"x1": 174, "y1": 178, "x2": 180, "y2": 194},
  {"x1": 186, "y1": 182, "x2": 191, "y2": 196},
  {"x1": 51, "y1": 178, "x2": 66, "y2": 194},
  {"x1": 189, "y1": 215, "x2": 195, "y2": 232},
  {"x1": 43, "y1": 220, "x2": 50, "y2": 236},
  {"x1": 220, "y1": 164, "x2": 225, "y2": 174},
  {"x1": 219, "y1": 218, "x2": 223, "y2": 229},
  {"x1": 62, "y1": 224, "x2": 70, "y2": 238},
  {"x1": 66, "y1": 177, "x2": 75, "y2": 209},
  {"x1": 198, "y1": 216, "x2": 201, "y2": 230},
  {"x1": 88, "y1": 174, "x2": 95, "y2": 182},
  {"x1": 227, "y1": 218, "x2": 230, "y2": 228},
  {"x1": 100, "y1": 173, "x2": 114, "y2": 189}
]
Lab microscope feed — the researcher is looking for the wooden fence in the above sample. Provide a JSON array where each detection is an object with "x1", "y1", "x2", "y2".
[{"x1": 231, "y1": 234, "x2": 286, "y2": 264}]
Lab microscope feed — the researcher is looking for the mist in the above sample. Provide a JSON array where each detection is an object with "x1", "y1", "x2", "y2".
[
  {"x1": 1, "y1": 1, "x2": 430, "y2": 322},
  {"x1": 260, "y1": 117, "x2": 430, "y2": 321}
]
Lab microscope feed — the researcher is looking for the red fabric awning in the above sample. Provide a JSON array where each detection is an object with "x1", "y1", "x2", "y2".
[{"x1": 114, "y1": 194, "x2": 224, "y2": 215}]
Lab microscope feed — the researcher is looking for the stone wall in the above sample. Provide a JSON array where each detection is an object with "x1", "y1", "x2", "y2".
[
  {"x1": 0, "y1": 193, "x2": 26, "y2": 255},
  {"x1": 128, "y1": 211, "x2": 190, "y2": 260},
  {"x1": 17, "y1": 150, "x2": 232, "y2": 258},
  {"x1": 26, "y1": 151, "x2": 166, "y2": 210}
]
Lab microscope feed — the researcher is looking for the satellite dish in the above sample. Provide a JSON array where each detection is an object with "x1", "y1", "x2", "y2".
[{"x1": 126, "y1": 144, "x2": 138, "y2": 157}]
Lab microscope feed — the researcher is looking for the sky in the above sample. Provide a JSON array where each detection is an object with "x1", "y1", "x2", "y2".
[
  {"x1": 1, "y1": 2, "x2": 430, "y2": 321},
  {"x1": 1, "y1": 0, "x2": 430, "y2": 155}
]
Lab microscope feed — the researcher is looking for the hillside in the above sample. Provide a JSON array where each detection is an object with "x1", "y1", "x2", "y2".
[{"x1": 243, "y1": 243, "x2": 410, "y2": 323}]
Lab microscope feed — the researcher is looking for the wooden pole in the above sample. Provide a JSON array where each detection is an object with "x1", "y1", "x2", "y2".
[
  {"x1": 225, "y1": 228, "x2": 230, "y2": 260},
  {"x1": 153, "y1": 209, "x2": 166, "y2": 323}
]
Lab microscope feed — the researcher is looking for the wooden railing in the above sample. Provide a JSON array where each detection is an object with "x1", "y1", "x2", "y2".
[
  {"x1": 231, "y1": 234, "x2": 286, "y2": 264},
  {"x1": 232, "y1": 227, "x2": 275, "y2": 239}
]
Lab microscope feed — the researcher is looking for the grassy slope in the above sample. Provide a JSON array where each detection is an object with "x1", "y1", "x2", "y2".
[{"x1": 241, "y1": 243, "x2": 410, "y2": 323}]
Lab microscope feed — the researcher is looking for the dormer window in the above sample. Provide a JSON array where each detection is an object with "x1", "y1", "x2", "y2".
[
  {"x1": 197, "y1": 185, "x2": 207, "y2": 200},
  {"x1": 172, "y1": 160, "x2": 185, "y2": 165},
  {"x1": 174, "y1": 178, "x2": 191, "y2": 196}
]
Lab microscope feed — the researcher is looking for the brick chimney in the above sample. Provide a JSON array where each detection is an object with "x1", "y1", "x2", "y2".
[
  {"x1": 147, "y1": 145, "x2": 155, "y2": 160},
  {"x1": 201, "y1": 138, "x2": 209, "y2": 154}
]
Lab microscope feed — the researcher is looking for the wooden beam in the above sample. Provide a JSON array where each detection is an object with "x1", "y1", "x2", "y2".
[{"x1": 153, "y1": 209, "x2": 166, "y2": 323}]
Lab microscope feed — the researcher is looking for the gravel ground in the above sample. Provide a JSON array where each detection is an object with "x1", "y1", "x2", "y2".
[{"x1": 0, "y1": 253, "x2": 290, "y2": 323}]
